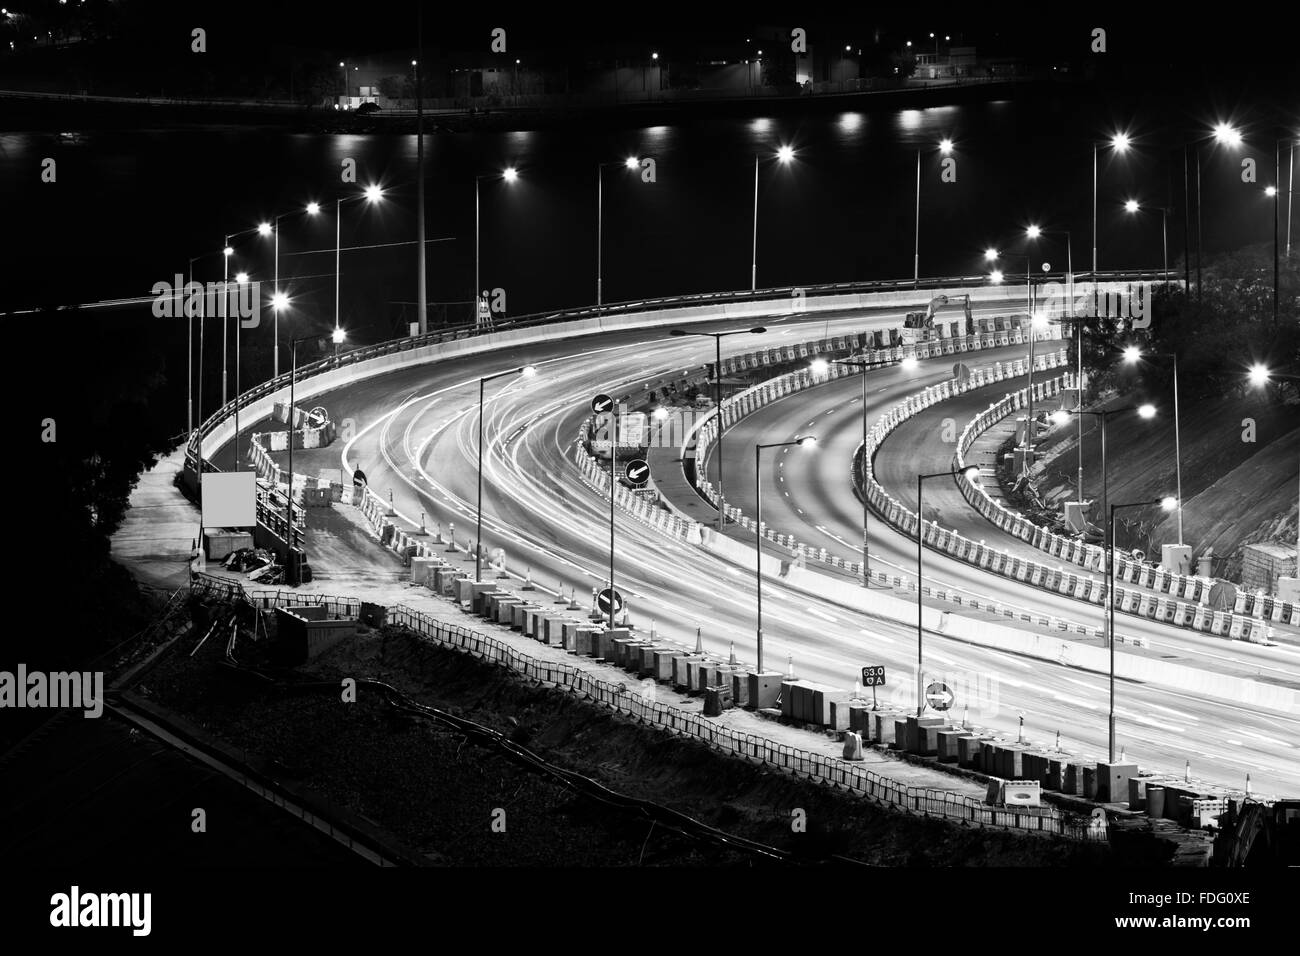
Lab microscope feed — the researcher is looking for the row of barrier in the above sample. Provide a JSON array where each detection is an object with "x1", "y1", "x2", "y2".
[
  {"x1": 952, "y1": 394, "x2": 1296, "y2": 618},
  {"x1": 187, "y1": 570, "x2": 1105, "y2": 843},
  {"x1": 947, "y1": 385, "x2": 1300, "y2": 633}
]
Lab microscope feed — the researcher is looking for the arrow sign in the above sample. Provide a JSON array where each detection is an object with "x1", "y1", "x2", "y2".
[
  {"x1": 625, "y1": 458, "x2": 651, "y2": 486},
  {"x1": 925, "y1": 681, "x2": 954, "y2": 711},
  {"x1": 860, "y1": 665, "x2": 886, "y2": 687},
  {"x1": 591, "y1": 393, "x2": 614, "y2": 415},
  {"x1": 597, "y1": 587, "x2": 624, "y2": 616}
]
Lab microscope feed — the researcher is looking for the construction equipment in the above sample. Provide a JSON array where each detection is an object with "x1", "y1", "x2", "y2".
[
  {"x1": 901, "y1": 294, "x2": 974, "y2": 346},
  {"x1": 1213, "y1": 799, "x2": 1300, "y2": 866}
]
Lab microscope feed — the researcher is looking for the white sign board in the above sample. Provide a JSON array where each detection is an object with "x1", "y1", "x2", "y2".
[{"x1": 202, "y1": 471, "x2": 257, "y2": 528}]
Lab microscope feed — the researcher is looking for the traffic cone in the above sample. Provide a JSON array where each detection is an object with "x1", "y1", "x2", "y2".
[
  {"x1": 1185, "y1": 760, "x2": 1191, "y2": 784},
  {"x1": 446, "y1": 522, "x2": 457, "y2": 552},
  {"x1": 522, "y1": 568, "x2": 535, "y2": 590},
  {"x1": 728, "y1": 642, "x2": 737, "y2": 665},
  {"x1": 553, "y1": 581, "x2": 567, "y2": 604},
  {"x1": 1119, "y1": 747, "x2": 1125, "y2": 762},
  {"x1": 787, "y1": 654, "x2": 794, "y2": 678},
  {"x1": 433, "y1": 521, "x2": 443, "y2": 544},
  {"x1": 649, "y1": 620, "x2": 658, "y2": 642},
  {"x1": 963, "y1": 706, "x2": 970, "y2": 731},
  {"x1": 694, "y1": 625, "x2": 703, "y2": 654},
  {"x1": 567, "y1": 588, "x2": 581, "y2": 611},
  {"x1": 1245, "y1": 774, "x2": 1252, "y2": 797}
]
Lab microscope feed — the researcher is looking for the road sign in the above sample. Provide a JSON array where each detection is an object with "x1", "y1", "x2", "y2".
[
  {"x1": 925, "y1": 681, "x2": 954, "y2": 711},
  {"x1": 625, "y1": 458, "x2": 651, "y2": 486},
  {"x1": 591, "y1": 393, "x2": 614, "y2": 414},
  {"x1": 596, "y1": 587, "x2": 624, "y2": 616},
  {"x1": 860, "y1": 665, "x2": 886, "y2": 687},
  {"x1": 952, "y1": 362, "x2": 971, "y2": 384}
]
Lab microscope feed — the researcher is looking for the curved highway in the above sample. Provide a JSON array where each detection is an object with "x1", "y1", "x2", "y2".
[{"x1": 209, "y1": 301, "x2": 1300, "y2": 795}]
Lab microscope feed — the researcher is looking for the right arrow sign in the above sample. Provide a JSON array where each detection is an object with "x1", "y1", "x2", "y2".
[{"x1": 925, "y1": 681, "x2": 954, "y2": 711}]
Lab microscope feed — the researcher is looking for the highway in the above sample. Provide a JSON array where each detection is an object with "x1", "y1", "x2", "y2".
[
  {"x1": 211, "y1": 301, "x2": 1300, "y2": 796},
  {"x1": 709, "y1": 363, "x2": 1300, "y2": 688}
]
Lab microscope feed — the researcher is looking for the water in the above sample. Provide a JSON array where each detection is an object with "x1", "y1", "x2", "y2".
[{"x1": 0, "y1": 85, "x2": 1281, "y2": 430}]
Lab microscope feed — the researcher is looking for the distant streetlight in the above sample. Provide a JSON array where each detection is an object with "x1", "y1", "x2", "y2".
[
  {"x1": 234, "y1": 271, "x2": 249, "y2": 284},
  {"x1": 751, "y1": 147, "x2": 797, "y2": 290},
  {"x1": 669, "y1": 326, "x2": 767, "y2": 529},
  {"x1": 1092, "y1": 131, "x2": 1132, "y2": 276},
  {"x1": 332, "y1": 186, "x2": 385, "y2": 345},
  {"x1": 913, "y1": 139, "x2": 955, "y2": 285},
  {"x1": 597, "y1": 158, "x2": 643, "y2": 306},
  {"x1": 1124, "y1": 349, "x2": 1184, "y2": 543},
  {"x1": 755, "y1": 436, "x2": 817, "y2": 672},
  {"x1": 476, "y1": 168, "x2": 520, "y2": 312}
]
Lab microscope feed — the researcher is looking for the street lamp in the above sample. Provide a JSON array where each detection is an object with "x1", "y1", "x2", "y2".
[
  {"x1": 669, "y1": 326, "x2": 767, "y2": 530},
  {"x1": 914, "y1": 139, "x2": 955, "y2": 286},
  {"x1": 916, "y1": 466, "x2": 980, "y2": 716},
  {"x1": 223, "y1": 223, "x2": 275, "y2": 469},
  {"x1": 476, "y1": 167, "x2": 519, "y2": 319},
  {"x1": 1107, "y1": 496, "x2": 1177, "y2": 759},
  {"x1": 1093, "y1": 131, "x2": 1131, "y2": 278},
  {"x1": 596, "y1": 158, "x2": 642, "y2": 307},
  {"x1": 331, "y1": 185, "x2": 384, "y2": 346},
  {"x1": 835, "y1": 355, "x2": 905, "y2": 586},
  {"x1": 476, "y1": 366, "x2": 537, "y2": 583},
  {"x1": 1123, "y1": 346, "x2": 1184, "y2": 545},
  {"x1": 1123, "y1": 200, "x2": 1169, "y2": 280},
  {"x1": 756, "y1": 436, "x2": 817, "y2": 673},
  {"x1": 752, "y1": 146, "x2": 796, "y2": 291},
  {"x1": 1026, "y1": 227, "x2": 1074, "y2": 476},
  {"x1": 285, "y1": 332, "x2": 310, "y2": 585}
]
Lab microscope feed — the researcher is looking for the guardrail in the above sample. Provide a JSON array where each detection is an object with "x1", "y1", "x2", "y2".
[
  {"x1": 952, "y1": 402, "x2": 1296, "y2": 622},
  {"x1": 183, "y1": 269, "x2": 1176, "y2": 462},
  {"x1": 188, "y1": 570, "x2": 1106, "y2": 844}
]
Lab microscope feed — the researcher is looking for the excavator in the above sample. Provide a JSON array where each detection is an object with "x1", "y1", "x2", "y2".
[
  {"x1": 900, "y1": 294, "x2": 975, "y2": 347},
  {"x1": 1213, "y1": 798, "x2": 1300, "y2": 866}
]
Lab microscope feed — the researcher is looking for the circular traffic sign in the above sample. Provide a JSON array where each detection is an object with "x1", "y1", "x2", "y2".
[
  {"x1": 925, "y1": 681, "x2": 954, "y2": 711},
  {"x1": 625, "y1": 458, "x2": 651, "y2": 486},
  {"x1": 591, "y1": 393, "x2": 614, "y2": 414},
  {"x1": 597, "y1": 587, "x2": 624, "y2": 615}
]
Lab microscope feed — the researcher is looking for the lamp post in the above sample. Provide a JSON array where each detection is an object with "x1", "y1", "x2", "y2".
[
  {"x1": 916, "y1": 466, "x2": 980, "y2": 716},
  {"x1": 1123, "y1": 346, "x2": 1184, "y2": 544},
  {"x1": 668, "y1": 326, "x2": 767, "y2": 530},
  {"x1": 986, "y1": 246, "x2": 1038, "y2": 474},
  {"x1": 1123, "y1": 200, "x2": 1169, "y2": 279},
  {"x1": 751, "y1": 146, "x2": 796, "y2": 291},
  {"x1": 1050, "y1": 402, "x2": 1158, "y2": 759},
  {"x1": 285, "y1": 333, "x2": 308, "y2": 586},
  {"x1": 1092, "y1": 132, "x2": 1131, "y2": 279},
  {"x1": 1108, "y1": 496, "x2": 1178, "y2": 759},
  {"x1": 755, "y1": 436, "x2": 817, "y2": 673},
  {"x1": 329, "y1": 185, "x2": 384, "y2": 346},
  {"x1": 597, "y1": 157, "x2": 640, "y2": 307},
  {"x1": 475, "y1": 365, "x2": 537, "y2": 583},
  {"x1": 913, "y1": 138, "x2": 954, "y2": 286},
  {"x1": 1026, "y1": 227, "x2": 1073, "y2": 476},
  {"x1": 834, "y1": 356, "x2": 903, "y2": 585},
  {"x1": 476, "y1": 167, "x2": 519, "y2": 317},
  {"x1": 1248, "y1": 366, "x2": 1300, "y2": 573}
]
